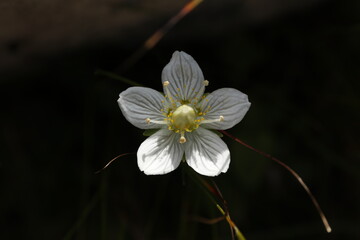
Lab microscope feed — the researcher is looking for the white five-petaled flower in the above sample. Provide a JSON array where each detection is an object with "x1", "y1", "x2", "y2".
[{"x1": 118, "y1": 51, "x2": 251, "y2": 176}]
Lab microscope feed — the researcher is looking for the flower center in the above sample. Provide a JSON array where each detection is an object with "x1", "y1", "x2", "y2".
[
  {"x1": 171, "y1": 105, "x2": 196, "y2": 132},
  {"x1": 167, "y1": 104, "x2": 200, "y2": 144},
  {"x1": 144, "y1": 81, "x2": 225, "y2": 144}
]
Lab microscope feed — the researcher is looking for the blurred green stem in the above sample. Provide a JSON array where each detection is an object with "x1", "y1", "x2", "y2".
[
  {"x1": 100, "y1": 173, "x2": 108, "y2": 240},
  {"x1": 62, "y1": 193, "x2": 100, "y2": 240},
  {"x1": 144, "y1": 177, "x2": 168, "y2": 239},
  {"x1": 184, "y1": 166, "x2": 246, "y2": 240},
  {"x1": 95, "y1": 69, "x2": 143, "y2": 86}
]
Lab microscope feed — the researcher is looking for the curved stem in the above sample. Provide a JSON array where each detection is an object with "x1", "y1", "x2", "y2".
[{"x1": 220, "y1": 130, "x2": 332, "y2": 233}]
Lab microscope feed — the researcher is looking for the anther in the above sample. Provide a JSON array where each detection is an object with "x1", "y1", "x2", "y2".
[
  {"x1": 145, "y1": 118, "x2": 151, "y2": 124},
  {"x1": 179, "y1": 136, "x2": 186, "y2": 143},
  {"x1": 219, "y1": 115, "x2": 224, "y2": 121},
  {"x1": 203, "y1": 80, "x2": 209, "y2": 86},
  {"x1": 163, "y1": 81, "x2": 170, "y2": 86}
]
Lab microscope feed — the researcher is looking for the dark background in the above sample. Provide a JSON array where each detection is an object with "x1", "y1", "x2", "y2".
[{"x1": 1, "y1": 0, "x2": 359, "y2": 239}]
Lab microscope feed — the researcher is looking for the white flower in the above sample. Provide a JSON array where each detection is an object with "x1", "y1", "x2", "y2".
[{"x1": 118, "y1": 51, "x2": 251, "y2": 176}]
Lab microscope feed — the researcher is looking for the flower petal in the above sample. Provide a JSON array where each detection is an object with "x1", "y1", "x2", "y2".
[
  {"x1": 185, "y1": 127, "x2": 230, "y2": 176},
  {"x1": 162, "y1": 51, "x2": 205, "y2": 102},
  {"x1": 199, "y1": 88, "x2": 251, "y2": 130},
  {"x1": 137, "y1": 129, "x2": 184, "y2": 175},
  {"x1": 118, "y1": 87, "x2": 166, "y2": 129}
]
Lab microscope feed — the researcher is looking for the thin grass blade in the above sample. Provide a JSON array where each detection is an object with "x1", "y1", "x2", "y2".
[{"x1": 220, "y1": 130, "x2": 332, "y2": 233}]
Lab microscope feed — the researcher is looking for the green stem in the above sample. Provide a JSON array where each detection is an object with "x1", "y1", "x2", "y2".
[
  {"x1": 95, "y1": 69, "x2": 144, "y2": 86},
  {"x1": 184, "y1": 166, "x2": 246, "y2": 240},
  {"x1": 62, "y1": 193, "x2": 100, "y2": 240},
  {"x1": 100, "y1": 173, "x2": 108, "y2": 240}
]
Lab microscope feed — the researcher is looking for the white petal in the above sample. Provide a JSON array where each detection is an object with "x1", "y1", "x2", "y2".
[
  {"x1": 118, "y1": 87, "x2": 167, "y2": 129},
  {"x1": 198, "y1": 88, "x2": 251, "y2": 130},
  {"x1": 185, "y1": 127, "x2": 230, "y2": 176},
  {"x1": 162, "y1": 51, "x2": 205, "y2": 102},
  {"x1": 137, "y1": 129, "x2": 184, "y2": 175}
]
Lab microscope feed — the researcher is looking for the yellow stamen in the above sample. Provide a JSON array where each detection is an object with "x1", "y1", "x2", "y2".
[
  {"x1": 200, "y1": 116, "x2": 225, "y2": 124},
  {"x1": 179, "y1": 132, "x2": 186, "y2": 143},
  {"x1": 145, "y1": 118, "x2": 167, "y2": 125}
]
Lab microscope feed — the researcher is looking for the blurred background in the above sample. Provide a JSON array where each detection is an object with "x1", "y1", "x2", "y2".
[{"x1": 1, "y1": 0, "x2": 359, "y2": 239}]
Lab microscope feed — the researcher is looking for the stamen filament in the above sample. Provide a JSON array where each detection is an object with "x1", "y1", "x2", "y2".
[
  {"x1": 199, "y1": 116, "x2": 224, "y2": 124},
  {"x1": 145, "y1": 118, "x2": 168, "y2": 125},
  {"x1": 163, "y1": 81, "x2": 177, "y2": 108}
]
